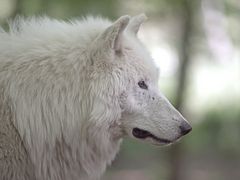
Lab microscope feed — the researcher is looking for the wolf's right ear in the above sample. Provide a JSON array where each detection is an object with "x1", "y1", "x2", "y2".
[
  {"x1": 96, "y1": 15, "x2": 130, "y2": 52},
  {"x1": 126, "y1": 14, "x2": 147, "y2": 35}
]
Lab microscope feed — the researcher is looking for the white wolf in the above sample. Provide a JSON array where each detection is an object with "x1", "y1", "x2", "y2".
[{"x1": 0, "y1": 14, "x2": 191, "y2": 180}]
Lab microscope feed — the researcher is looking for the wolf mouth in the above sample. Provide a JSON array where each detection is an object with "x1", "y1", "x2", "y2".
[{"x1": 132, "y1": 128, "x2": 172, "y2": 144}]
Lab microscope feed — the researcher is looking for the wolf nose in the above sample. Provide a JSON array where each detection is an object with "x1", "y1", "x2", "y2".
[{"x1": 179, "y1": 121, "x2": 192, "y2": 135}]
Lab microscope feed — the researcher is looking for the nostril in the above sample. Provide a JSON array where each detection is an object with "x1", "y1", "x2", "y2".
[{"x1": 179, "y1": 122, "x2": 192, "y2": 135}]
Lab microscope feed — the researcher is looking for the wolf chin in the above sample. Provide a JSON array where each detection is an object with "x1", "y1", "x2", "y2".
[{"x1": 0, "y1": 14, "x2": 191, "y2": 180}]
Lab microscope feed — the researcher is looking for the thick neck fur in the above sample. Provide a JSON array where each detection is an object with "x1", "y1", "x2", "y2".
[{"x1": 0, "y1": 16, "x2": 122, "y2": 180}]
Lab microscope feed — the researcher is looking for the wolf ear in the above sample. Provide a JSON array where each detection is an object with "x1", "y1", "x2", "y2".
[
  {"x1": 126, "y1": 14, "x2": 147, "y2": 35},
  {"x1": 98, "y1": 15, "x2": 130, "y2": 52}
]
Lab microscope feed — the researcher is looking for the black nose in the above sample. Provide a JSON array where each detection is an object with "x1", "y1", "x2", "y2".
[{"x1": 179, "y1": 122, "x2": 192, "y2": 135}]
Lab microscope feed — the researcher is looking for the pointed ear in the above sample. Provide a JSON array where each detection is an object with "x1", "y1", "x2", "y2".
[
  {"x1": 98, "y1": 15, "x2": 130, "y2": 52},
  {"x1": 126, "y1": 13, "x2": 147, "y2": 35}
]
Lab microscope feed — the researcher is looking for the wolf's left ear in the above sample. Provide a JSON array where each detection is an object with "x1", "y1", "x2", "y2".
[
  {"x1": 126, "y1": 14, "x2": 147, "y2": 35},
  {"x1": 98, "y1": 15, "x2": 130, "y2": 52}
]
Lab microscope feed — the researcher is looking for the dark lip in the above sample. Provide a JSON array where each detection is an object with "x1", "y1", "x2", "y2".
[{"x1": 132, "y1": 128, "x2": 172, "y2": 144}]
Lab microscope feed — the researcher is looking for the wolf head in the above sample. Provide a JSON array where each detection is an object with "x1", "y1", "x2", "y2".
[{"x1": 89, "y1": 14, "x2": 191, "y2": 146}]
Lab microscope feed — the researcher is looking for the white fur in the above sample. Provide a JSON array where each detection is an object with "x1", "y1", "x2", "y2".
[{"x1": 0, "y1": 14, "x2": 191, "y2": 180}]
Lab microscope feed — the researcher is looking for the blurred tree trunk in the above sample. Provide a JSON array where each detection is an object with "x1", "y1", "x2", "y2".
[
  {"x1": 169, "y1": 0, "x2": 194, "y2": 180},
  {"x1": 12, "y1": 0, "x2": 22, "y2": 18}
]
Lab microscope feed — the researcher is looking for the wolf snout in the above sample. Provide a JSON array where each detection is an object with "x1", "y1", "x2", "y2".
[{"x1": 179, "y1": 121, "x2": 192, "y2": 135}]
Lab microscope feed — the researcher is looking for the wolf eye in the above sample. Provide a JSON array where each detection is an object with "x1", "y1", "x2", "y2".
[{"x1": 138, "y1": 80, "x2": 148, "y2": 90}]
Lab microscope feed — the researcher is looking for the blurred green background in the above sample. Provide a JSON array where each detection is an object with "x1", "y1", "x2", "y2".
[{"x1": 0, "y1": 0, "x2": 239, "y2": 180}]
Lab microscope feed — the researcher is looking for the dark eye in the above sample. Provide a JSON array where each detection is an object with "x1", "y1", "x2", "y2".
[{"x1": 138, "y1": 80, "x2": 148, "y2": 90}]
